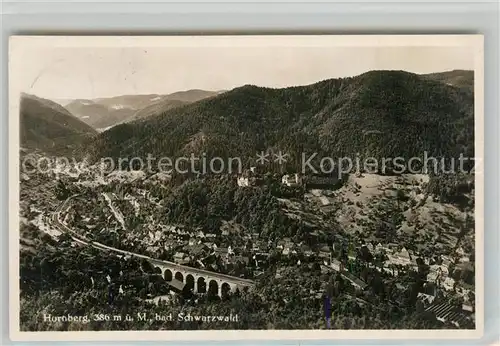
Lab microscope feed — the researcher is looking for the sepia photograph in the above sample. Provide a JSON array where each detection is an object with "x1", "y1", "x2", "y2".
[{"x1": 9, "y1": 35, "x2": 484, "y2": 341}]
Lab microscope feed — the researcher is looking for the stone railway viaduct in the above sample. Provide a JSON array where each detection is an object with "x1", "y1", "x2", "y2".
[{"x1": 53, "y1": 196, "x2": 255, "y2": 297}]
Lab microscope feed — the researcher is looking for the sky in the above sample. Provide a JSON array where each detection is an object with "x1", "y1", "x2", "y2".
[{"x1": 11, "y1": 36, "x2": 476, "y2": 102}]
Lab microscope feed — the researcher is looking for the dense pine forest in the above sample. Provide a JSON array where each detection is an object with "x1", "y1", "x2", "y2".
[{"x1": 86, "y1": 70, "x2": 474, "y2": 172}]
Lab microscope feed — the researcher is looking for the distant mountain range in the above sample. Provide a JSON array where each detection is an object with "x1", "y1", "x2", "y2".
[
  {"x1": 20, "y1": 93, "x2": 97, "y2": 155},
  {"x1": 85, "y1": 70, "x2": 474, "y2": 171},
  {"x1": 65, "y1": 90, "x2": 223, "y2": 131}
]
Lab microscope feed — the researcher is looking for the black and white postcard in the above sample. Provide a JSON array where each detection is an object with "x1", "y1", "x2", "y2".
[{"x1": 9, "y1": 35, "x2": 484, "y2": 341}]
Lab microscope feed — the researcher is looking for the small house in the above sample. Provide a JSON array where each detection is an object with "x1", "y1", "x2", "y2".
[
  {"x1": 232, "y1": 256, "x2": 250, "y2": 265},
  {"x1": 215, "y1": 247, "x2": 229, "y2": 257},
  {"x1": 330, "y1": 258, "x2": 342, "y2": 272},
  {"x1": 276, "y1": 240, "x2": 286, "y2": 250},
  {"x1": 318, "y1": 244, "x2": 331, "y2": 258},
  {"x1": 282, "y1": 173, "x2": 303, "y2": 187},
  {"x1": 397, "y1": 247, "x2": 412, "y2": 260},
  {"x1": 417, "y1": 292, "x2": 436, "y2": 307},
  {"x1": 237, "y1": 176, "x2": 250, "y2": 187},
  {"x1": 173, "y1": 252, "x2": 189, "y2": 265}
]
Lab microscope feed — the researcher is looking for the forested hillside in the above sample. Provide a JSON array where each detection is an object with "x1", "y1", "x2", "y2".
[
  {"x1": 86, "y1": 70, "x2": 474, "y2": 171},
  {"x1": 20, "y1": 93, "x2": 97, "y2": 155},
  {"x1": 421, "y1": 70, "x2": 474, "y2": 91}
]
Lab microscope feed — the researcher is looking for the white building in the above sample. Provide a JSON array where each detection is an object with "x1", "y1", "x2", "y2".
[
  {"x1": 282, "y1": 173, "x2": 302, "y2": 187},
  {"x1": 331, "y1": 258, "x2": 342, "y2": 272},
  {"x1": 374, "y1": 243, "x2": 384, "y2": 253},
  {"x1": 417, "y1": 292, "x2": 436, "y2": 306},
  {"x1": 237, "y1": 176, "x2": 250, "y2": 187},
  {"x1": 393, "y1": 247, "x2": 412, "y2": 264}
]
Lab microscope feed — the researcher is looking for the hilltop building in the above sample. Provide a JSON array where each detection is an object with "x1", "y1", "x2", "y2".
[
  {"x1": 237, "y1": 176, "x2": 251, "y2": 187},
  {"x1": 237, "y1": 167, "x2": 260, "y2": 187},
  {"x1": 281, "y1": 173, "x2": 303, "y2": 187}
]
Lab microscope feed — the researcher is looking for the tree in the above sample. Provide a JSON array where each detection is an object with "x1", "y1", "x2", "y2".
[
  {"x1": 55, "y1": 180, "x2": 71, "y2": 200},
  {"x1": 396, "y1": 189, "x2": 407, "y2": 208},
  {"x1": 358, "y1": 246, "x2": 374, "y2": 268}
]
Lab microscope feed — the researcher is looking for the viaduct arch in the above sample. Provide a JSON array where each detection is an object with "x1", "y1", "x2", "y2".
[
  {"x1": 149, "y1": 259, "x2": 253, "y2": 297},
  {"x1": 53, "y1": 196, "x2": 255, "y2": 298}
]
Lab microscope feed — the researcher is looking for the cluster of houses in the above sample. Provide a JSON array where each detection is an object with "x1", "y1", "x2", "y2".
[
  {"x1": 131, "y1": 221, "x2": 474, "y2": 307},
  {"x1": 77, "y1": 198, "x2": 472, "y2": 300},
  {"x1": 322, "y1": 241, "x2": 473, "y2": 295},
  {"x1": 135, "y1": 223, "x2": 364, "y2": 275}
]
